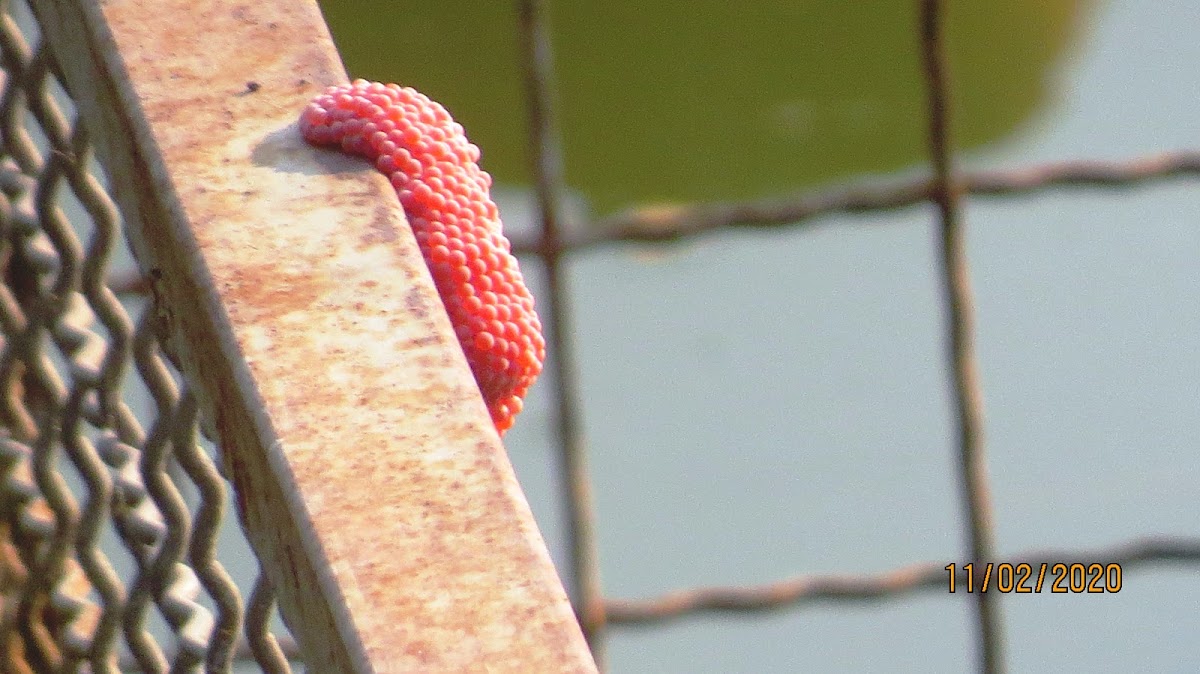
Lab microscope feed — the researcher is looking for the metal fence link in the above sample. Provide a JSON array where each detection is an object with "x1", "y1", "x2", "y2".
[
  {"x1": 0, "y1": 0, "x2": 295, "y2": 670},
  {"x1": 244, "y1": 575, "x2": 289, "y2": 674}
]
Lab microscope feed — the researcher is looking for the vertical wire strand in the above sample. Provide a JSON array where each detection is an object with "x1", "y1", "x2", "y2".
[
  {"x1": 918, "y1": 1, "x2": 1005, "y2": 672},
  {"x1": 514, "y1": 0, "x2": 607, "y2": 667},
  {"x1": 245, "y1": 574, "x2": 291, "y2": 674}
]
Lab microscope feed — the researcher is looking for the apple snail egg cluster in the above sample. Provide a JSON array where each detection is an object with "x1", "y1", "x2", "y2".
[{"x1": 300, "y1": 79, "x2": 545, "y2": 433}]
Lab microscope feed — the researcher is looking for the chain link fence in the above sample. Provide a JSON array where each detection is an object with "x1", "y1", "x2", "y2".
[
  {"x1": 0, "y1": 0, "x2": 1196, "y2": 672},
  {"x1": 0, "y1": 0, "x2": 298, "y2": 670}
]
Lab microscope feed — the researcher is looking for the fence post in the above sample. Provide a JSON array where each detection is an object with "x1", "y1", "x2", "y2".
[{"x1": 30, "y1": 0, "x2": 597, "y2": 670}]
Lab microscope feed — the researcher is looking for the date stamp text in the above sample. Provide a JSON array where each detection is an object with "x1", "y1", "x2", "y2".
[{"x1": 945, "y1": 562, "x2": 1122, "y2": 593}]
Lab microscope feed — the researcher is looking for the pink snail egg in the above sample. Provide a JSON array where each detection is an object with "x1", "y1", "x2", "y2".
[{"x1": 300, "y1": 79, "x2": 545, "y2": 434}]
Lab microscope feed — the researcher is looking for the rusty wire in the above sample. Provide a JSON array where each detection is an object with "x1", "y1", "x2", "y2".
[
  {"x1": 507, "y1": 150, "x2": 1200, "y2": 254},
  {"x1": 604, "y1": 535, "x2": 1200, "y2": 625},
  {"x1": 919, "y1": 0, "x2": 1001, "y2": 668},
  {"x1": 515, "y1": 0, "x2": 608, "y2": 667}
]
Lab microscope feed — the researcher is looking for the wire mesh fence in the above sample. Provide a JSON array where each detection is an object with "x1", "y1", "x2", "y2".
[
  {"x1": 0, "y1": 0, "x2": 299, "y2": 670},
  {"x1": 515, "y1": 1, "x2": 1200, "y2": 672},
  {"x1": 0, "y1": 0, "x2": 1195, "y2": 672}
]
